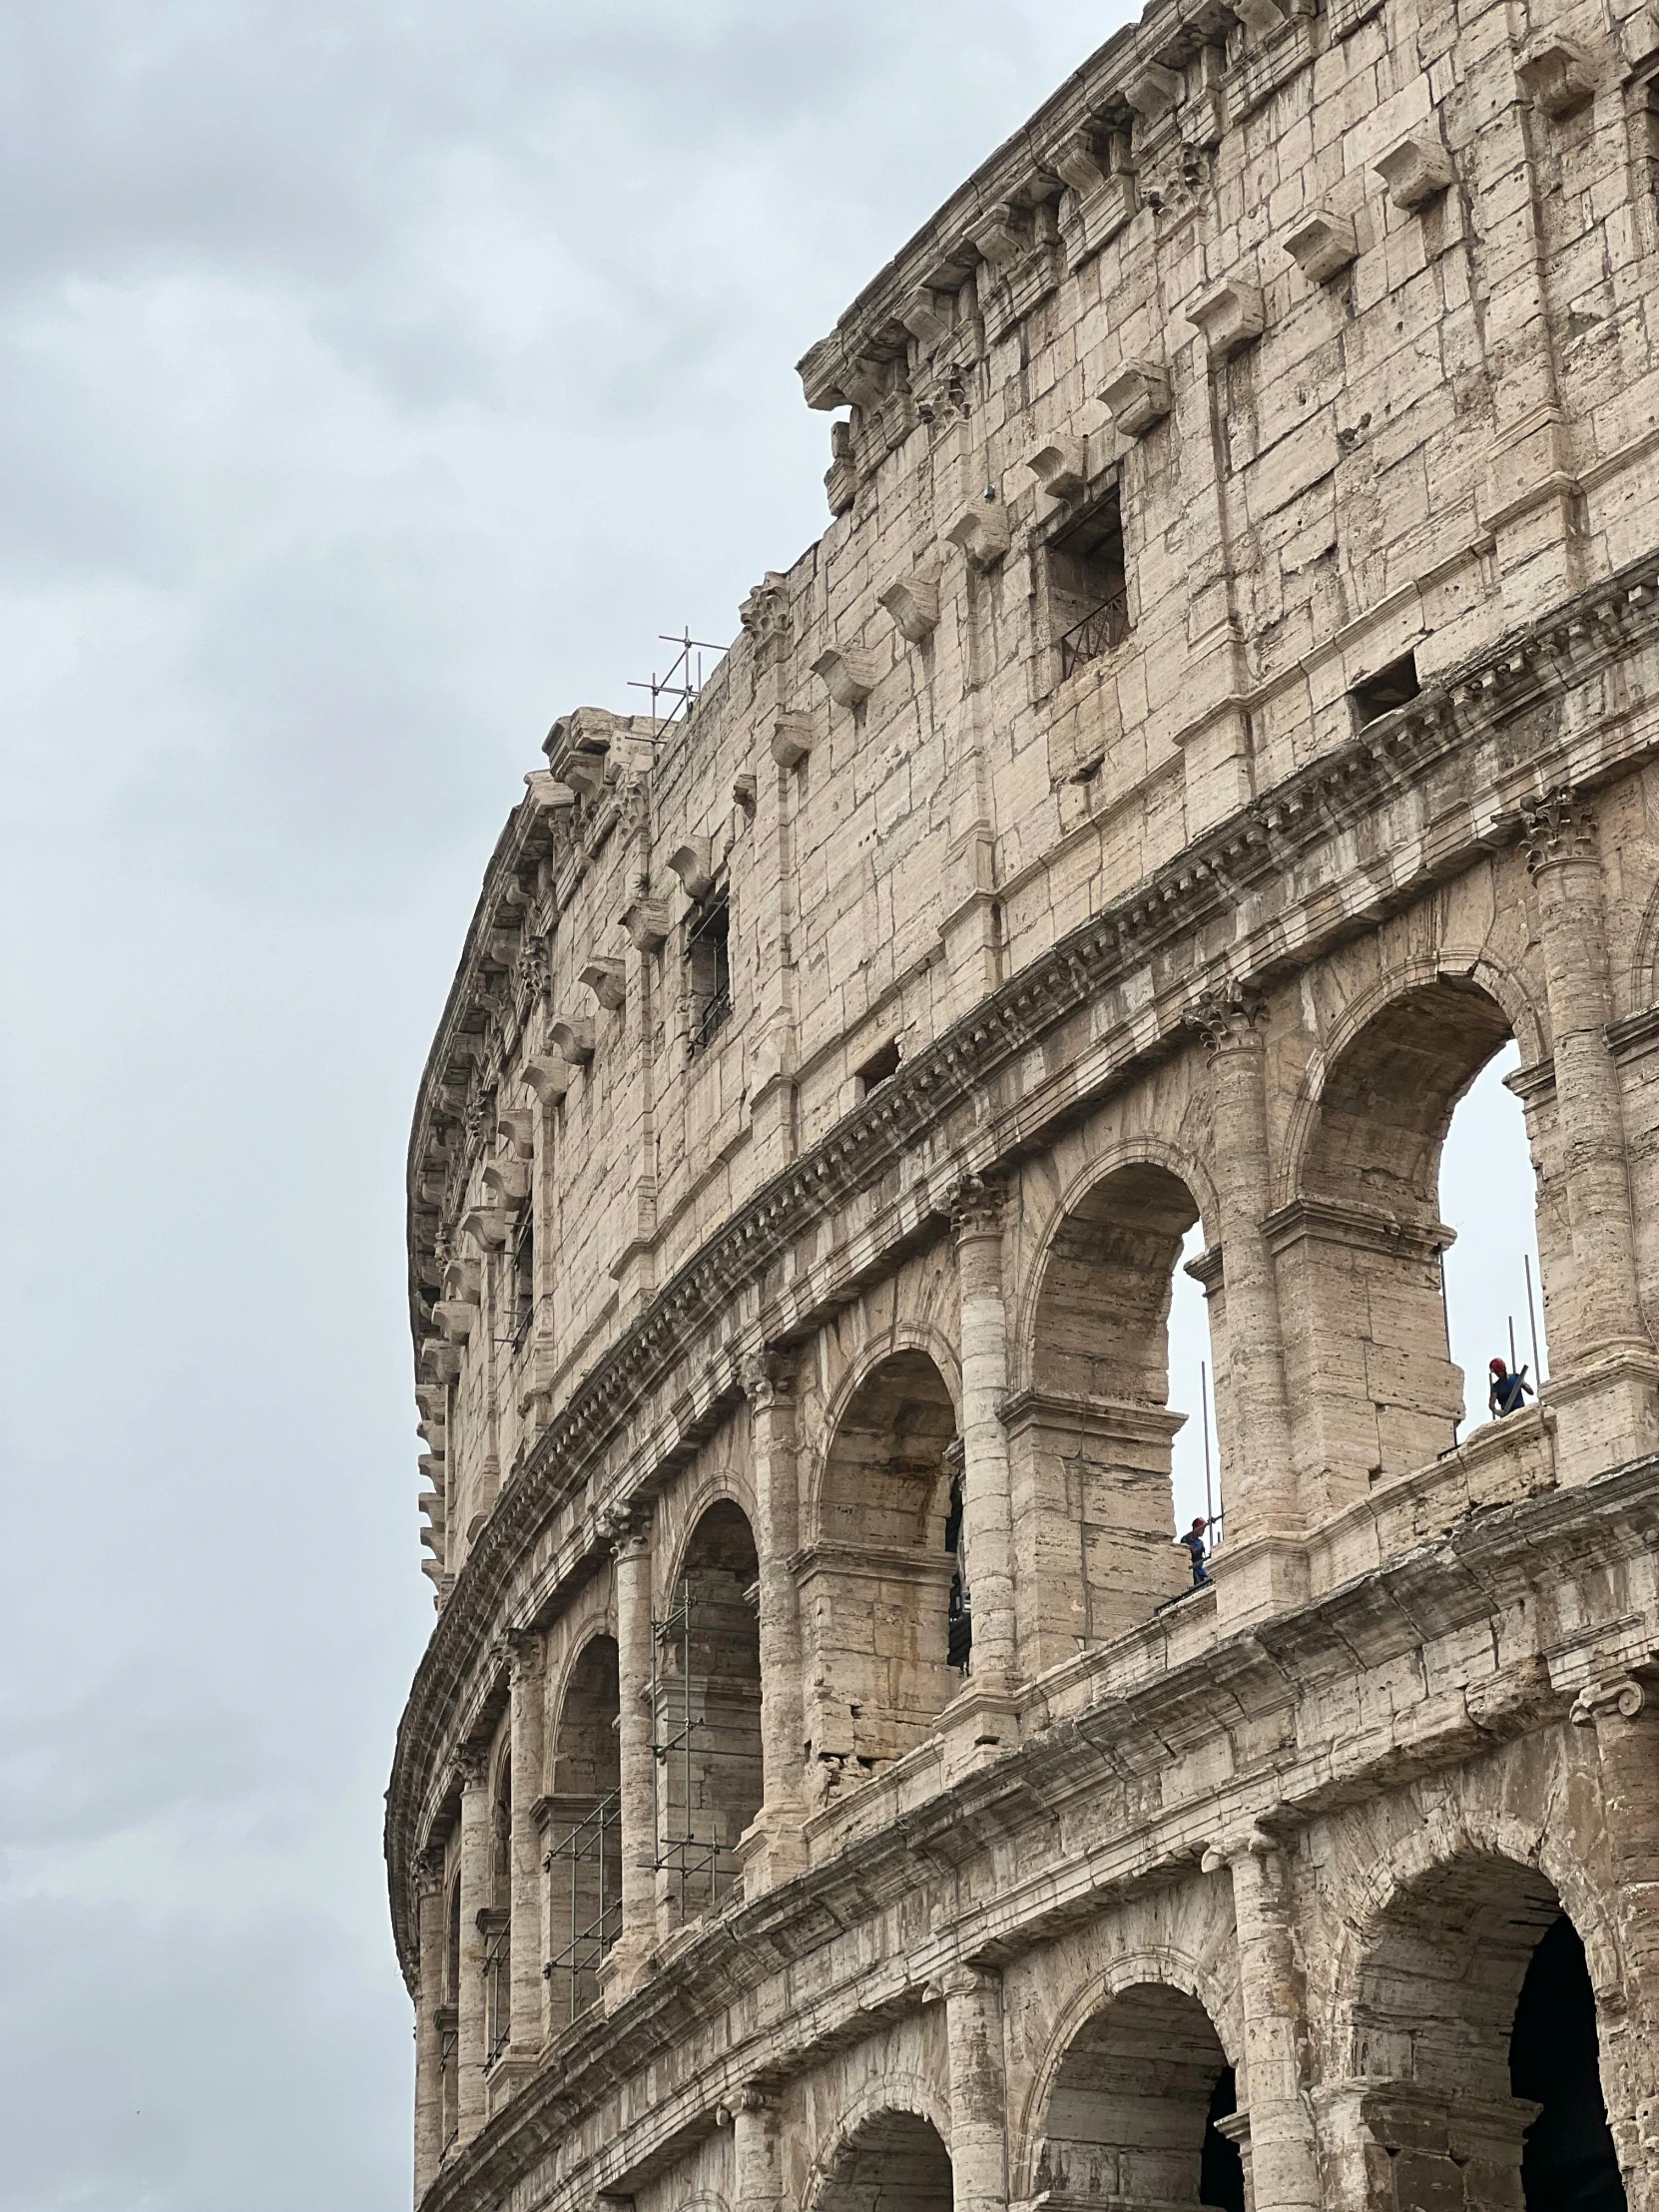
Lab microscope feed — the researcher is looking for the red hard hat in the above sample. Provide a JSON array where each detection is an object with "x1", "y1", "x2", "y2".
[{"x1": 1489, "y1": 1358, "x2": 1506, "y2": 1373}]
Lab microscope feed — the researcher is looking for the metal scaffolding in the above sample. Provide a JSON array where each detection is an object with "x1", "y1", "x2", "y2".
[{"x1": 543, "y1": 1793, "x2": 622, "y2": 2023}]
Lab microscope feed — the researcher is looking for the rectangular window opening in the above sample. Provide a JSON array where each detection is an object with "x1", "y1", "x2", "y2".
[
  {"x1": 1049, "y1": 486, "x2": 1130, "y2": 681},
  {"x1": 510, "y1": 1210, "x2": 534, "y2": 1352},
  {"x1": 685, "y1": 890, "x2": 731, "y2": 1057},
  {"x1": 1351, "y1": 651, "x2": 1420, "y2": 724},
  {"x1": 856, "y1": 1039, "x2": 901, "y2": 1097}
]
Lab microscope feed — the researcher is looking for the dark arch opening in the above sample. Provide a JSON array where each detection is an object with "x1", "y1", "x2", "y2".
[
  {"x1": 1355, "y1": 1857, "x2": 1625, "y2": 2211},
  {"x1": 808, "y1": 1351, "x2": 959, "y2": 1791},
  {"x1": 1510, "y1": 1915, "x2": 1626, "y2": 2212},
  {"x1": 1037, "y1": 1980, "x2": 1242, "y2": 2210},
  {"x1": 545, "y1": 1633, "x2": 621, "y2": 2020},
  {"x1": 816, "y1": 2109, "x2": 952, "y2": 2212},
  {"x1": 654, "y1": 1500, "x2": 762, "y2": 1925},
  {"x1": 1018, "y1": 1162, "x2": 1206, "y2": 1668}
]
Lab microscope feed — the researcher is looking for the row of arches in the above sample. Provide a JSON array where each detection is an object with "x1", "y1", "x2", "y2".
[{"x1": 798, "y1": 1860, "x2": 1624, "y2": 2212}]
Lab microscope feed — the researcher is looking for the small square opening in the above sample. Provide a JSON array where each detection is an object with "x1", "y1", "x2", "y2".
[
  {"x1": 1048, "y1": 488, "x2": 1129, "y2": 679},
  {"x1": 1350, "y1": 651, "x2": 1420, "y2": 725},
  {"x1": 856, "y1": 1039, "x2": 901, "y2": 1097}
]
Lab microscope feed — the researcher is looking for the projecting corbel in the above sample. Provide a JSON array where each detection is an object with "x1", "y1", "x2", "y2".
[
  {"x1": 1101, "y1": 359, "x2": 1173, "y2": 437},
  {"x1": 483, "y1": 1158, "x2": 532, "y2": 1206},
  {"x1": 442, "y1": 1256, "x2": 481, "y2": 1303},
  {"x1": 459, "y1": 1205, "x2": 507, "y2": 1252},
  {"x1": 620, "y1": 897, "x2": 670, "y2": 952},
  {"x1": 522, "y1": 1054, "x2": 572, "y2": 1104},
  {"x1": 1375, "y1": 132, "x2": 1454, "y2": 211},
  {"x1": 945, "y1": 496, "x2": 1012, "y2": 570},
  {"x1": 419, "y1": 1338, "x2": 462, "y2": 1384},
  {"x1": 434, "y1": 1299, "x2": 480, "y2": 1343},
  {"x1": 771, "y1": 712, "x2": 814, "y2": 770},
  {"x1": 1026, "y1": 436, "x2": 1089, "y2": 502},
  {"x1": 1517, "y1": 37, "x2": 1598, "y2": 117},
  {"x1": 667, "y1": 838, "x2": 715, "y2": 900},
  {"x1": 1189, "y1": 278, "x2": 1265, "y2": 364},
  {"x1": 811, "y1": 645, "x2": 880, "y2": 708},
  {"x1": 523, "y1": 771, "x2": 578, "y2": 818},
  {"x1": 877, "y1": 569, "x2": 941, "y2": 644},
  {"x1": 579, "y1": 956, "x2": 627, "y2": 1013},
  {"x1": 1281, "y1": 210, "x2": 1359, "y2": 283},
  {"x1": 497, "y1": 1108, "x2": 535, "y2": 1157},
  {"x1": 548, "y1": 1017, "x2": 596, "y2": 1067}
]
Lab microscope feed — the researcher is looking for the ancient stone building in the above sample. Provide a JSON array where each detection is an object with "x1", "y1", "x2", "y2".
[{"x1": 386, "y1": 2, "x2": 1659, "y2": 2207}]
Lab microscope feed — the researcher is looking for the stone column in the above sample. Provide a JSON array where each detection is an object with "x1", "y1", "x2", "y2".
[
  {"x1": 934, "y1": 1964, "x2": 1009, "y2": 2212},
  {"x1": 1571, "y1": 1668, "x2": 1659, "y2": 2209},
  {"x1": 454, "y1": 1747, "x2": 492, "y2": 2147},
  {"x1": 505, "y1": 1631, "x2": 547, "y2": 2073},
  {"x1": 1190, "y1": 988, "x2": 1304, "y2": 1620},
  {"x1": 738, "y1": 1352, "x2": 806, "y2": 1894},
  {"x1": 1521, "y1": 792, "x2": 1658, "y2": 1475},
  {"x1": 949, "y1": 1176, "x2": 1018, "y2": 1689},
  {"x1": 726, "y1": 2086, "x2": 784, "y2": 2212},
  {"x1": 1204, "y1": 1832, "x2": 1321, "y2": 2212},
  {"x1": 601, "y1": 1506, "x2": 658, "y2": 2000},
  {"x1": 412, "y1": 1850, "x2": 447, "y2": 2202}
]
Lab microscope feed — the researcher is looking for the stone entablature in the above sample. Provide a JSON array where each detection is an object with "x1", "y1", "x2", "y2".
[{"x1": 393, "y1": 2, "x2": 1659, "y2": 2208}]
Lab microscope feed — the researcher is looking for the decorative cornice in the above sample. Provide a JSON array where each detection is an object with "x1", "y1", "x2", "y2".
[{"x1": 391, "y1": 543, "x2": 1659, "y2": 1987}]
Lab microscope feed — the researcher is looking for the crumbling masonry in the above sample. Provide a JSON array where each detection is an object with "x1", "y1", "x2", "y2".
[{"x1": 388, "y1": 3, "x2": 1659, "y2": 2208}]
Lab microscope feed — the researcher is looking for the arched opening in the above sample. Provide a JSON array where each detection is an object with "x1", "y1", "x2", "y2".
[
  {"x1": 1439, "y1": 1043, "x2": 1551, "y2": 1438},
  {"x1": 543, "y1": 1633, "x2": 621, "y2": 2022},
  {"x1": 806, "y1": 1351, "x2": 959, "y2": 1793},
  {"x1": 1036, "y1": 1981, "x2": 1244, "y2": 2211},
  {"x1": 1286, "y1": 978, "x2": 1553, "y2": 1510},
  {"x1": 652, "y1": 1501, "x2": 763, "y2": 1925},
  {"x1": 1352, "y1": 1857, "x2": 1625, "y2": 2211},
  {"x1": 1014, "y1": 1163, "x2": 1205, "y2": 1670},
  {"x1": 483, "y1": 1750, "x2": 512, "y2": 2066},
  {"x1": 439, "y1": 1874, "x2": 461, "y2": 2153},
  {"x1": 816, "y1": 2109, "x2": 953, "y2": 2212}
]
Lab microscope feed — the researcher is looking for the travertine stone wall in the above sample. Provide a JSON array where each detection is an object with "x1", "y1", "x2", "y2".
[{"x1": 391, "y1": 0, "x2": 1659, "y2": 2207}]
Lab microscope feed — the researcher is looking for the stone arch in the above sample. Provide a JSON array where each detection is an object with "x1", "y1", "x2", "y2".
[
  {"x1": 1276, "y1": 956, "x2": 1552, "y2": 1508},
  {"x1": 652, "y1": 1498, "x2": 763, "y2": 1925},
  {"x1": 807, "y1": 1323, "x2": 963, "y2": 1533},
  {"x1": 1013, "y1": 1946, "x2": 1243, "y2": 2199},
  {"x1": 1022, "y1": 1959, "x2": 1244, "y2": 2212},
  {"x1": 1011, "y1": 1136, "x2": 1223, "y2": 1394},
  {"x1": 808, "y1": 2094, "x2": 954, "y2": 2212},
  {"x1": 1008, "y1": 1154, "x2": 1205, "y2": 1670},
  {"x1": 543, "y1": 1630, "x2": 622, "y2": 2021},
  {"x1": 802, "y1": 1340, "x2": 961, "y2": 1791},
  {"x1": 1625, "y1": 869, "x2": 1659, "y2": 1017},
  {"x1": 1330, "y1": 1822, "x2": 1628, "y2": 2212}
]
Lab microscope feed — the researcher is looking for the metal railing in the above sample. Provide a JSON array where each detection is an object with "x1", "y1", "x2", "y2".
[
  {"x1": 1058, "y1": 588, "x2": 1131, "y2": 680},
  {"x1": 480, "y1": 1911, "x2": 511, "y2": 2068},
  {"x1": 543, "y1": 1793, "x2": 623, "y2": 2023},
  {"x1": 437, "y1": 2007, "x2": 459, "y2": 2152},
  {"x1": 689, "y1": 986, "x2": 732, "y2": 1058}
]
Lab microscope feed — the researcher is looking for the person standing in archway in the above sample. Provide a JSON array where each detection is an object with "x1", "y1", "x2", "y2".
[{"x1": 1179, "y1": 1517, "x2": 1211, "y2": 1588}]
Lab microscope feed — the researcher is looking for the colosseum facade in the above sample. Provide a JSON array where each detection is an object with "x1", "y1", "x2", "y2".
[{"x1": 387, "y1": 3, "x2": 1659, "y2": 2208}]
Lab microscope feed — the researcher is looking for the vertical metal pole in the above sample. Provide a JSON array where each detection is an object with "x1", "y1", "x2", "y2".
[
  {"x1": 1509, "y1": 1314, "x2": 1519, "y2": 1377},
  {"x1": 1201, "y1": 1361, "x2": 1215, "y2": 1537},
  {"x1": 1525, "y1": 1253, "x2": 1544, "y2": 1383}
]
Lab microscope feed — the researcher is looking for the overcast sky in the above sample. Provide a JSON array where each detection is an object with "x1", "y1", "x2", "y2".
[{"x1": 0, "y1": 7, "x2": 1540, "y2": 2208}]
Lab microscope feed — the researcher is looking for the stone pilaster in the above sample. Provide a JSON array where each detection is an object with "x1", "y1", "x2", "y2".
[
  {"x1": 1571, "y1": 1666, "x2": 1659, "y2": 2208},
  {"x1": 726, "y1": 2086, "x2": 784, "y2": 2212},
  {"x1": 948, "y1": 1177, "x2": 1018, "y2": 1696},
  {"x1": 600, "y1": 1506, "x2": 657, "y2": 2002},
  {"x1": 933, "y1": 1965, "x2": 1008, "y2": 2212},
  {"x1": 503, "y1": 1630, "x2": 546, "y2": 2079},
  {"x1": 1189, "y1": 988, "x2": 1305, "y2": 1622},
  {"x1": 412, "y1": 1849, "x2": 447, "y2": 2202},
  {"x1": 1204, "y1": 1830, "x2": 1320, "y2": 2212},
  {"x1": 454, "y1": 1747, "x2": 492, "y2": 2147},
  {"x1": 1522, "y1": 792, "x2": 1659, "y2": 1477},
  {"x1": 737, "y1": 1353, "x2": 806, "y2": 1894}
]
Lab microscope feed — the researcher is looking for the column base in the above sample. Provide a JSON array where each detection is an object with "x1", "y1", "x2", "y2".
[
  {"x1": 1209, "y1": 1529, "x2": 1310, "y2": 1631},
  {"x1": 1545, "y1": 1348, "x2": 1659, "y2": 1485},
  {"x1": 735, "y1": 1799, "x2": 808, "y2": 1898},
  {"x1": 937, "y1": 1674, "x2": 1022, "y2": 1787}
]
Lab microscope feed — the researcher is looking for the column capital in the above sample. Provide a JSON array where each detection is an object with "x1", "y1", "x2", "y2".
[
  {"x1": 1520, "y1": 785, "x2": 1599, "y2": 875},
  {"x1": 740, "y1": 1347, "x2": 799, "y2": 1410},
  {"x1": 414, "y1": 1846, "x2": 447, "y2": 1897},
  {"x1": 719, "y1": 2084, "x2": 782, "y2": 2122},
  {"x1": 505, "y1": 1626, "x2": 545, "y2": 1682},
  {"x1": 596, "y1": 1497, "x2": 653, "y2": 1556},
  {"x1": 1187, "y1": 982, "x2": 1267, "y2": 1054},
  {"x1": 1571, "y1": 1670, "x2": 1647, "y2": 1726},
  {"x1": 924, "y1": 1960, "x2": 1002, "y2": 2003},
  {"x1": 455, "y1": 1743, "x2": 490, "y2": 1792},
  {"x1": 948, "y1": 1171, "x2": 1007, "y2": 1241}
]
